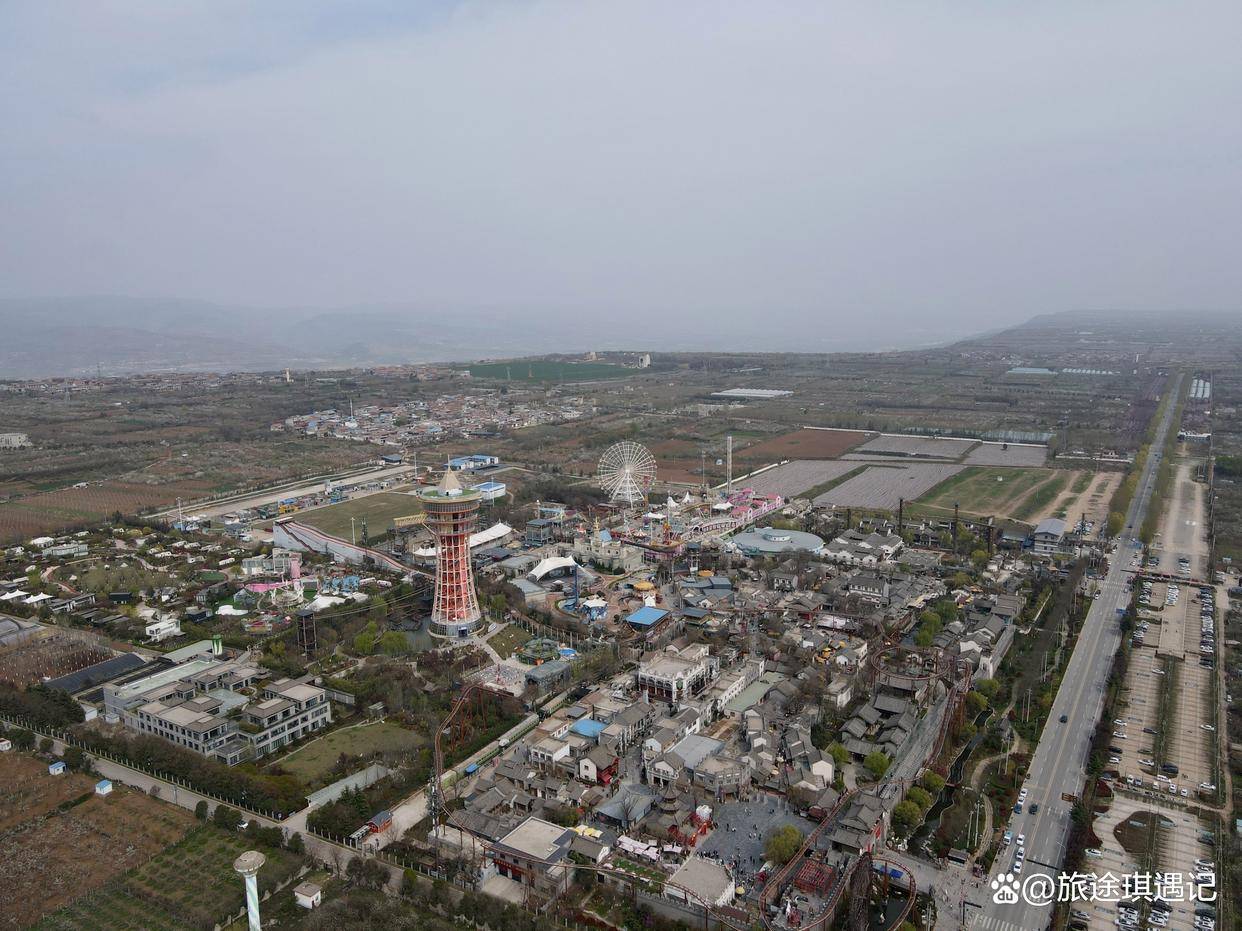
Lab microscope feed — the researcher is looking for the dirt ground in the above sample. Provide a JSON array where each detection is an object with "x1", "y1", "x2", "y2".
[
  {"x1": 918, "y1": 467, "x2": 1121, "y2": 527},
  {"x1": 1038, "y1": 471, "x2": 1122, "y2": 530},
  {"x1": 736, "y1": 427, "x2": 867, "y2": 462},
  {"x1": 0, "y1": 754, "x2": 194, "y2": 928}
]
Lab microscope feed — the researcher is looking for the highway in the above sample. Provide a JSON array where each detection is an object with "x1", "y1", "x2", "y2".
[{"x1": 973, "y1": 374, "x2": 1184, "y2": 931}]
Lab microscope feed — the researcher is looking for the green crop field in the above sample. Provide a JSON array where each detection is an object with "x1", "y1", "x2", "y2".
[
  {"x1": 274, "y1": 721, "x2": 423, "y2": 784},
  {"x1": 916, "y1": 467, "x2": 1054, "y2": 515},
  {"x1": 467, "y1": 360, "x2": 632, "y2": 382},
  {"x1": 37, "y1": 826, "x2": 304, "y2": 931},
  {"x1": 291, "y1": 491, "x2": 423, "y2": 542}
]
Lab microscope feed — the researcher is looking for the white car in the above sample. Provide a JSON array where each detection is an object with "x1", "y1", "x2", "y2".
[
  {"x1": 1016, "y1": 834, "x2": 1025, "y2": 847},
  {"x1": 1201, "y1": 723, "x2": 1216, "y2": 731}
]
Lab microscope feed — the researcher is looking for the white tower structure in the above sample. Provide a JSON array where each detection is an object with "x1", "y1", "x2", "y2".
[
  {"x1": 234, "y1": 850, "x2": 266, "y2": 931},
  {"x1": 726, "y1": 435, "x2": 734, "y2": 497}
]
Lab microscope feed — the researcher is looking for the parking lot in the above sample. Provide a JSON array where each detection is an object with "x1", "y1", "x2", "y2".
[
  {"x1": 1081, "y1": 795, "x2": 1148, "y2": 931},
  {"x1": 1163, "y1": 585, "x2": 1216, "y2": 793},
  {"x1": 1081, "y1": 795, "x2": 1218, "y2": 931},
  {"x1": 1112, "y1": 647, "x2": 1162, "y2": 785},
  {"x1": 1120, "y1": 574, "x2": 1217, "y2": 799},
  {"x1": 1150, "y1": 454, "x2": 1209, "y2": 579}
]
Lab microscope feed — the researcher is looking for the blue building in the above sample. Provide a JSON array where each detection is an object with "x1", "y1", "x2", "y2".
[{"x1": 626, "y1": 606, "x2": 669, "y2": 630}]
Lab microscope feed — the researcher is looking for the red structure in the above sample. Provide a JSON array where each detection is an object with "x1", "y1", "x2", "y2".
[{"x1": 419, "y1": 470, "x2": 483, "y2": 638}]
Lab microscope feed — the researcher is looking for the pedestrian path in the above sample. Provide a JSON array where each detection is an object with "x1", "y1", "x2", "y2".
[{"x1": 967, "y1": 913, "x2": 1028, "y2": 931}]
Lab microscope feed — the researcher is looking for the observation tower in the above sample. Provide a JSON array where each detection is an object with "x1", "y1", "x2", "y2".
[{"x1": 419, "y1": 469, "x2": 482, "y2": 638}]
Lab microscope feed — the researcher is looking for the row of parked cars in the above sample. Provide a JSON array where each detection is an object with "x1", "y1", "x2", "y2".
[{"x1": 1198, "y1": 585, "x2": 1216, "y2": 668}]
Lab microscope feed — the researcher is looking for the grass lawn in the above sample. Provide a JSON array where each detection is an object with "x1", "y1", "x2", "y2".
[
  {"x1": 486, "y1": 623, "x2": 532, "y2": 658},
  {"x1": 292, "y1": 491, "x2": 423, "y2": 542},
  {"x1": 466, "y1": 360, "x2": 632, "y2": 382},
  {"x1": 917, "y1": 466, "x2": 1056, "y2": 517},
  {"x1": 275, "y1": 721, "x2": 422, "y2": 783}
]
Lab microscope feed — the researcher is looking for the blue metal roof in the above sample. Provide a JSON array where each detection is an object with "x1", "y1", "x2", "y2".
[
  {"x1": 626, "y1": 606, "x2": 669, "y2": 627},
  {"x1": 571, "y1": 718, "x2": 607, "y2": 739}
]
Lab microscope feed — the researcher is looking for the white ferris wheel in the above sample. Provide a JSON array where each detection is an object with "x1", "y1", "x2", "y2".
[{"x1": 597, "y1": 441, "x2": 657, "y2": 506}]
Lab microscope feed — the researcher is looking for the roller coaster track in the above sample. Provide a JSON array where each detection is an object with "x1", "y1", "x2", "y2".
[
  {"x1": 427, "y1": 632, "x2": 968, "y2": 931},
  {"x1": 274, "y1": 518, "x2": 422, "y2": 576},
  {"x1": 754, "y1": 644, "x2": 970, "y2": 929}
]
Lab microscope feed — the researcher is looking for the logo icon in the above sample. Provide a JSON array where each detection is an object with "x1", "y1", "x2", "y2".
[{"x1": 991, "y1": 873, "x2": 1021, "y2": 905}]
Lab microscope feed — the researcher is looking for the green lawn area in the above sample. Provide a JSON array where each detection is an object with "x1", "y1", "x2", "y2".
[
  {"x1": 486, "y1": 623, "x2": 531, "y2": 658},
  {"x1": 1011, "y1": 471, "x2": 1070, "y2": 521},
  {"x1": 916, "y1": 466, "x2": 1055, "y2": 515},
  {"x1": 275, "y1": 721, "x2": 422, "y2": 784},
  {"x1": 466, "y1": 360, "x2": 632, "y2": 382},
  {"x1": 292, "y1": 491, "x2": 423, "y2": 542}
]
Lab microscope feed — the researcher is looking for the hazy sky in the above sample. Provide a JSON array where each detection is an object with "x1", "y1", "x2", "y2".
[{"x1": 2, "y1": 1, "x2": 1239, "y2": 346}]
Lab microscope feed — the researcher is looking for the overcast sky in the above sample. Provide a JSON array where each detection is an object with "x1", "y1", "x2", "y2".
[{"x1": 2, "y1": 1, "x2": 1239, "y2": 349}]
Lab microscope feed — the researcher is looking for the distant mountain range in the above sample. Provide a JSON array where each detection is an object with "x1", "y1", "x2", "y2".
[{"x1": 0, "y1": 295, "x2": 973, "y2": 378}]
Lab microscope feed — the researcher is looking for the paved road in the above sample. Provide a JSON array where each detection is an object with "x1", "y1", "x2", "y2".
[
  {"x1": 152, "y1": 463, "x2": 416, "y2": 520},
  {"x1": 975, "y1": 374, "x2": 1184, "y2": 931}
]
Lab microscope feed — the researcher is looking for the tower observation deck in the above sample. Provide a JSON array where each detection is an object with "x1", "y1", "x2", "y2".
[{"x1": 419, "y1": 470, "x2": 483, "y2": 638}]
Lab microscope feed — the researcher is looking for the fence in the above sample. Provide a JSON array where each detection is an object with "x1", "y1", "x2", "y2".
[{"x1": 0, "y1": 714, "x2": 291, "y2": 821}]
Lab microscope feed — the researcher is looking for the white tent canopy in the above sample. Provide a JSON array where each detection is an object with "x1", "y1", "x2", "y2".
[
  {"x1": 413, "y1": 521, "x2": 513, "y2": 558},
  {"x1": 528, "y1": 555, "x2": 579, "y2": 581}
]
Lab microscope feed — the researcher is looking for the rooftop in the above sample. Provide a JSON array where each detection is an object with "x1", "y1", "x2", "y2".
[
  {"x1": 497, "y1": 817, "x2": 573, "y2": 861},
  {"x1": 627, "y1": 606, "x2": 669, "y2": 627},
  {"x1": 668, "y1": 856, "x2": 734, "y2": 901}
]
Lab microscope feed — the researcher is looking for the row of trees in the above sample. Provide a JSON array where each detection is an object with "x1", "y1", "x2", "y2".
[
  {"x1": 71, "y1": 728, "x2": 308, "y2": 814},
  {"x1": 891, "y1": 770, "x2": 946, "y2": 836},
  {"x1": 0, "y1": 683, "x2": 86, "y2": 730}
]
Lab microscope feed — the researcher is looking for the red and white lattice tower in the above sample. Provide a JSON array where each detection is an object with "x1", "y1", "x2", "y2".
[{"x1": 419, "y1": 469, "x2": 483, "y2": 638}]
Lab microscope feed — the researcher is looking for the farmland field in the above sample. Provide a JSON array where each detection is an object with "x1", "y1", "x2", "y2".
[
  {"x1": 814, "y1": 463, "x2": 964, "y2": 510},
  {"x1": 0, "y1": 480, "x2": 204, "y2": 544},
  {"x1": 743, "y1": 460, "x2": 861, "y2": 498},
  {"x1": 1, "y1": 754, "x2": 196, "y2": 929},
  {"x1": 273, "y1": 720, "x2": 422, "y2": 784},
  {"x1": 37, "y1": 824, "x2": 304, "y2": 931},
  {"x1": 855, "y1": 434, "x2": 977, "y2": 459},
  {"x1": 841, "y1": 453, "x2": 957, "y2": 463},
  {"x1": 916, "y1": 467, "x2": 1050, "y2": 514},
  {"x1": 914, "y1": 466, "x2": 1111, "y2": 525},
  {"x1": 736, "y1": 428, "x2": 866, "y2": 462},
  {"x1": 467, "y1": 360, "x2": 632, "y2": 382},
  {"x1": 290, "y1": 491, "x2": 424, "y2": 542},
  {"x1": 962, "y1": 442, "x2": 1048, "y2": 467}
]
